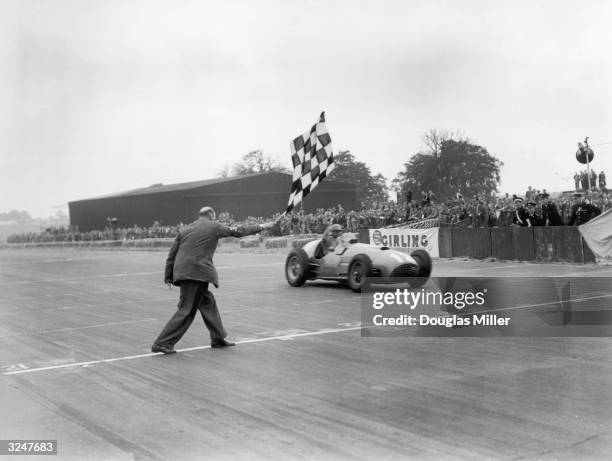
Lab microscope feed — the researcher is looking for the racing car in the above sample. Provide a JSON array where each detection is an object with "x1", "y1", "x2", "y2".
[{"x1": 284, "y1": 231, "x2": 433, "y2": 292}]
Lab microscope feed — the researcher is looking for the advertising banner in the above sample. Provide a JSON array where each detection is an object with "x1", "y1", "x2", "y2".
[{"x1": 368, "y1": 227, "x2": 439, "y2": 257}]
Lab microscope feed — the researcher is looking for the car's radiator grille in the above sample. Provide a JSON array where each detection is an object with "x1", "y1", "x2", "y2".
[{"x1": 390, "y1": 264, "x2": 418, "y2": 278}]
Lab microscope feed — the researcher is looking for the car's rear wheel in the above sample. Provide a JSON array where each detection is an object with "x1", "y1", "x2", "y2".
[
  {"x1": 408, "y1": 249, "x2": 432, "y2": 287},
  {"x1": 347, "y1": 254, "x2": 373, "y2": 292},
  {"x1": 285, "y1": 249, "x2": 309, "y2": 287}
]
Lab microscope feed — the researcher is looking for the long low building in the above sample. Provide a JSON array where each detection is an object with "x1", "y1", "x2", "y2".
[{"x1": 68, "y1": 172, "x2": 357, "y2": 231}]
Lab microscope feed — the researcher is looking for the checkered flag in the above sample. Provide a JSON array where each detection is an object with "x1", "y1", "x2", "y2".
[{"x1": 286, "y1": 112, "x2": 335, "y2": 213}]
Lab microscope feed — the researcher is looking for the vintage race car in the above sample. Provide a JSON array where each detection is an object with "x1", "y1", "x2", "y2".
[{"x1": 284, "y1": 233, "x2": 432, "y2": 292}]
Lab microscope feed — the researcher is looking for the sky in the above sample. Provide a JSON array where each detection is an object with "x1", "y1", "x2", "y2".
[{"x1": 0, "y1": 0, "x2": 611, "y2": 218}]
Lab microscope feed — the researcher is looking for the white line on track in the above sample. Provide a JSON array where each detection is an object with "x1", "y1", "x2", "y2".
[
  {"x1": 462, "y1": 292, "x2": 612, "y2": 316},
  {"x1": 2, "y1": 291, "x2": 610, "y2": 376},
  {"x1": 1, "y1": 325, "x2": 364, "y2": 376}
]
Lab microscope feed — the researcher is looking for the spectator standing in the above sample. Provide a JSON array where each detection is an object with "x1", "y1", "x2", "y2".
[
  {"x1": 525, "y1": 200, "x2": 543, "y2": 226},
  {"x1": 580, "y1": 171, "x2": 588, "y2": 190},
  {"x1": 574, "y1": 172, "x2": 580, "y2": 191},
  {"x1": 513, "y1": 198, "x2": 529, "y2": 226},
  {"x1": 591, "y1": 170, "x2": 598, "y2": 190},
  {"x1": 568, "y1": 195, "x2": 601, "y2": 226},
  {"x1": 539, "y1": 193, "x2": 564, "y2": 226},
  {"x1": 471, "y1": 198, "x2": 489, "y2": 228}
]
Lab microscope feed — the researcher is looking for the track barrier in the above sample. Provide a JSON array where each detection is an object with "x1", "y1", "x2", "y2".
[
  {"x1": 451, "y1": 227, "x2": 473, "y2": 257},
  {"x1": 438, "y1": 227, "x2": 452, "y2": 258},
  {"x1": 491, "y1": 228, "x2": 514, "y2": 260},
  {"x1": 472, "y1": 228, "x2": 492, "y2": 259},
  {"x1": 513, "y1": 227, "x2": 535, "y2": 261},
  {"x1": 359, "y1": 226, "x2": 598, "y2": 263}
]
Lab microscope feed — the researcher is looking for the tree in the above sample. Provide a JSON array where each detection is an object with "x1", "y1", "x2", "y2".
[
  {"x1": 219, "y1": 150, "x2": 290, "y2": 177},
  {"x1": 329, "y1": 150, "x2": 388, "y2": 207},
  {"x1": 48, "y1": 210, "x2": 69, "y2": 223},
  {"x1": 393, "y1": 130, "x2": 503, "y2": 202},
  {"x1": 0, "y1": 209, "x2": 33, "y2": 222}
]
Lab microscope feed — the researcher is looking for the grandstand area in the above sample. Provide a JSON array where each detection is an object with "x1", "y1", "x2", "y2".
[{"x1": 1, "y1": 247, "x2": 611, "y2": 460}]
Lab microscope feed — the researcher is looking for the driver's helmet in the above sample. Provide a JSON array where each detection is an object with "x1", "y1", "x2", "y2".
[
  {"x1": 325, "y1": 224, "x2": 343, "y2": 237},
  {"x1": 323, "y1": 224, "x2": 343, "y2": 248}
]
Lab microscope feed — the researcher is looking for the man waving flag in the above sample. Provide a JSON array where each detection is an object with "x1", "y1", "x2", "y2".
[{"x1": 286, "y1": 112, "x2": 335, "y2": 213}]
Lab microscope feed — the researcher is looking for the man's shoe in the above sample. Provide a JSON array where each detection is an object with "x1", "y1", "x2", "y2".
[
  {"x1": 211, "y1": 339, "x2": 236, "y2": 349},
  {"x1": 151, "y1": 345, "x2": 177, "y2": 354}
]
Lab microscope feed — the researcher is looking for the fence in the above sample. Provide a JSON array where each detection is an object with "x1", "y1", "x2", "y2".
[{"x1": 359, "y1": 227, "x2": 596, "y2": 263}]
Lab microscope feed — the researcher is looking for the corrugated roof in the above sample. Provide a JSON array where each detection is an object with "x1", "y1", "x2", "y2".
[{"x1": 76, "y1": 171, "x2": 290, "y2": 201}]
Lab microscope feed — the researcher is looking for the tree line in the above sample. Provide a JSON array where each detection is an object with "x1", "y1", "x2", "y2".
[
  {"x1": 0, "y1": 210, "x2": 33, "y2": 222},
  {"x1": 219, "y1": 129, "x2": 503, "y2": 207}
]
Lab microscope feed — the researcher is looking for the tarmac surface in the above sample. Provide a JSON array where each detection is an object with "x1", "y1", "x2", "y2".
[{"x1": 1, "y1": 248, "x2": 611, "y2": 460}]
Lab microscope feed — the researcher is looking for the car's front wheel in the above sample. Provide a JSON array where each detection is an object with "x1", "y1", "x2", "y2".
[
  {"x1": 285, "y1": 249, "x2": 310, "y2": 287},
  {"x1": 347, "y1": 254, "x2": 373, "y2": 292}
]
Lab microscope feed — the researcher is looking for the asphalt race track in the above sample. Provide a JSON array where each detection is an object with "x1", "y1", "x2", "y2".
[{"x1": 1, "y1": 248, "x2": 611, "y2": 460}]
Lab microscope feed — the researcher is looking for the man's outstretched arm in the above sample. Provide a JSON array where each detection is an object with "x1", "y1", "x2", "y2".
[{"x1": 218, "y1": 220, "x2": 279, "y2": 238}]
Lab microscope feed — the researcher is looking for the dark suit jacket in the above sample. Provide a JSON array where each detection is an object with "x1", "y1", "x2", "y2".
[
  {"x1": 541, "y1": 202, "x2": 564, "y2": 226},
  {"x1": 164, "y1": 218, "x2": 261, "y2": 288},
  {"x1": 513, "y1": 207, "x2": 529, "y2": 226}
]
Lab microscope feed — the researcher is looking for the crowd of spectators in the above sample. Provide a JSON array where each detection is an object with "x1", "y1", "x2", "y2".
[
  {"x1": 437, "y1": 189, "x2": 610, "y2": 228},
  {"x1": 6, "y1": 186, "x2": 611, "y2": 244},
  {"x1": 574, "y1": 170, "x2": 606, "y2": 192},
  {"x1": 6, "y1": 221, "x2": 182, "y2": 244}
]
